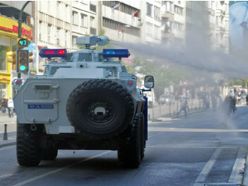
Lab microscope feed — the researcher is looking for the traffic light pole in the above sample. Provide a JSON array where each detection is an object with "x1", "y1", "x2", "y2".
[{"x1": 17, "y1": 1, "x2": 31, "y2": 78}]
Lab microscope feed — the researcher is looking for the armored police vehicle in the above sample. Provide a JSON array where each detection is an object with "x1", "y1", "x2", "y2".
[{"x1": 14, "y1": 36, "x2": 154, "y2": 168}]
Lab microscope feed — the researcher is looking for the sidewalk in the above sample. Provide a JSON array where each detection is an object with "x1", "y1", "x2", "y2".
[
  {"x1": 152, "y1": 107, "x2": 205, "y2": 122},
  {"x1": 148, "y1": 99, "x2": 204, "y2": 121},
  {"x1": 0, "y1": 113, "x2": 16, "y2": 148}
]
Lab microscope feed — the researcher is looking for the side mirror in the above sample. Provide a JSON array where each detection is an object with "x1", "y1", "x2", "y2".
[{"x1": 144, "y1": 75, "x2": 154, "y2": 89}]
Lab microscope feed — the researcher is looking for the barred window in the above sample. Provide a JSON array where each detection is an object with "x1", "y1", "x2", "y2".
[{"x1": 146, "y1": 3, "x2": 152, "y2": 17}]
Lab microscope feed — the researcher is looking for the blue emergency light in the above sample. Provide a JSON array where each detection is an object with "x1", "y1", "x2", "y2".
[
  {"x1": 39, "y1": 48, "x2": 67, "y2": 58},
  {"x1": 102, "y1": 49, "x2": 130, "y2": 58}
]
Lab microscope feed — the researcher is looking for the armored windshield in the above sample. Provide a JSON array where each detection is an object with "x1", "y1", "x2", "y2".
[
  {"x1": 78, "y1": 53, "x2": 92, "y2": 61},
  {"x1": 64, "y1": 52, "x2": 105, "y2": 62}
]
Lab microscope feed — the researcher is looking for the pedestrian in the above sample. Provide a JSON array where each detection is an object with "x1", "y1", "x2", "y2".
[
  {"x1": 177, "y1": 95, "x2": 189, "y2": 118},
  {"x1": 7, "y1": 98, "x2": 14, "y2": 118},
  {"x1": 246, "y1": 94, "x2": 248, "y2": 105},
  {"x1": 223, "y1": 91, "x2": 237, "y2": 115}
]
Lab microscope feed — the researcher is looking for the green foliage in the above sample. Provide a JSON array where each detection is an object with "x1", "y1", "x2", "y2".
[
  {"x1": 126, "y1": 57, "x2": 193, "y2": 99},
  {"x1": 99, "y1": 29, "x2": 105, "y2": 36},
  {"x1": 228, "y1": 79, "x2": 248, "y2": 88}
]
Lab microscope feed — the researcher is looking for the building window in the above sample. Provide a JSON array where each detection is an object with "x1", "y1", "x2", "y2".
[
  {"x1": 65, "y1": 4, "x2": 70, "y2": 23},
  {"x1": 72, "y1": 35, "x2": 77, "y2": 47},
  {"x1": 216, "y1": 16, "x2": 219, "y2": 26},
  {"x1": 90, "y1": 4, "x2": 96, "y2": 12},
  {"x1": 163, "y1": 1, "x2": 173, "y2": 12},
  {"x1": 57, "y1": 1, "x2": 61, "y2": 18},
  {"x1": 90, "y1": 16, "x2": 95, "y2": 27},
  {"x1": 81, "y1": 14, "x2": 87, "y2": 27},
  {"x1": 146, "y1": 3, "x2": 152, "y2": 17},
  {"x1": 48, "y1": 24, "x2": 52, "y2": 43},
  {"x1": 90, "y1": 27, "x2": 96, "y2": 35},
  {"x1": 103, "y1": 18, "x2": 140, "y2": 37},
  {"x1": 72, "y1": 11, "x2": 78, "y2": 25},
  {"x1": 174, "y1": 5, "x2": 183, "y2": 15},
  {"x1": 102, "y1": 1, "x2": 115, "y2": 8},
  {"x1": 39, "y1": 21, "x2": 42, "y2": 41},
  {"x1": 65, "y1": 30, "x2": 68, "y2": 47},
  {"x1": 56, "y1": 27, "x2": 61, "y2": 46},
  {"x1": 154, "y1": 6, "x2": 160, "y2": 21},
  {"x1": 173, "y1": 22, "x2": 183, "y2": 31},
  {"x1": 146, "y1": 22, "x2": 153, "y2": 37}
]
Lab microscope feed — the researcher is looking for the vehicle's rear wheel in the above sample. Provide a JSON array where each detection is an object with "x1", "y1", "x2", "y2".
[
  {"x1": 17, "y1": 124, "x2": 42, "y2": 167},
  {"x1": 42, "y1": 142, "x2": 58, "y2": 161},
  {"x1": 118, "y1": 115, "x2": 142, "y2": 168},
  {"x1": 42, "y1": 148, "x2": 58, "y2": 160}
]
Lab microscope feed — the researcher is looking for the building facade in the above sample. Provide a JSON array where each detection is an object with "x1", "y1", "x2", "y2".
[
  {"x1": 141, "y1": 0, "x2": 162, "y2": 43},
  {"x1": 0, "y1": 1, "x2": 33, "y2": 99},
  {"x1": 208, "y1": 0, "x2": 229, "y2": 52},
  {"x1": 35, "y1": 0, "x2": 98, "y2": 49},
  {"x1": 34, "y1": 0, "x2": 99, "y2": 72},
  {"x1": 36, "y1": 0, "x2": 71, "y2": 49},
  {"x1": 185, "y1": 1, "x2": 229, "y2": 52},
  {"x1": 100, "y1": 1, "x2": 142, "y2": 43},
  {"x1": 161, "y1": 1, "x2": 186, "y2": 46},
  {"x1": 71, "y1": 1, "x2": 98, "y2": 50}
]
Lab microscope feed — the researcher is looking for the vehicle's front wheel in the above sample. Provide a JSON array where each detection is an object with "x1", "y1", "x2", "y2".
[
  {"x1": 140, "y1": 114, "x2": 145, "y2": 160},
  {"x1": 17, "y1": 124, "x2": 42, "y2": 167}
]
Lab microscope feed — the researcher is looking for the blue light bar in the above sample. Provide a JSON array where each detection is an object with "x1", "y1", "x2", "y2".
[
  {"x1": 102, "y1": 49, "x2": 130, "y2": 58},
  {"x1": 39, "y1": 48, "x2": 67, "y2": 58}
]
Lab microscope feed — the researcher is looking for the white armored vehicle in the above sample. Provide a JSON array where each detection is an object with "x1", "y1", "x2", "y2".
[{"x1": 14, "y1": 36, "x2": 154, "y2": 168}]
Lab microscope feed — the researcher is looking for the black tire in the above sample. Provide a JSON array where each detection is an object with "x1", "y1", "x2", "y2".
[
  {"x1": 140, "y1": 114, "x2": 145, "y2": 160},
  {"x1": 42, "y1": 147, "x2": 58, "y2": 161},
  {"x1": 66, "y1": 79, "x2": 134, "y2": 139},
  {"x1": 118, "y1": 115, "x2": 142, "y2": 168},
  {"x1": 17, "y1": 124, "x2": 42, "y2": 167}
]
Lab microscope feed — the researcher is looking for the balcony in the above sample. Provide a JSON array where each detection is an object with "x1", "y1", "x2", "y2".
[
  {"x1": 72, "y1": 24, "x2": 88, "y2": 35},
  {"x1": 216, "y1": 9, "x2": 226, "y2": 16},
  {"x1": 161, "y1": 11, "x2": 174, "y2": 20},
  {"x1": 102, "y1": 6, "x2": 141, "y2": 28}
]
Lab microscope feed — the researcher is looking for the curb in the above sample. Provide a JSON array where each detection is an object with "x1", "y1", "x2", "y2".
[
  {"x1": 0, "y1": 141, "x2": 16, "y2": 148},
  {"x1": 151, "y1": 109, "x2": 205, "y2": 122}
]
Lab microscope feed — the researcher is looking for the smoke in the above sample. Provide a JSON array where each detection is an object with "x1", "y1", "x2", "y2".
[{"x1": 111, "y1": 40, "x2": 248, "y2": 80}]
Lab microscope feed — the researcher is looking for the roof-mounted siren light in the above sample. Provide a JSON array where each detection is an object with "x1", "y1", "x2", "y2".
[
  {"x1": 76, "y1": 36, "x2": 109, "y2": 48},
  {"x1": 39, "y1": 48, "x2": 67, "y2": 58},
  {"x1": 102, "y1": 49, "x2": 130, "y2": 58}
]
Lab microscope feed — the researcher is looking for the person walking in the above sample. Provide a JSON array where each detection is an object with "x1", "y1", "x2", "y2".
[
  {"x1": 177, "y1": 95, "x2": 189, "y2": 118},
  {"x1": 7, "y1": 98, "x2": 14, "y2": 118}
]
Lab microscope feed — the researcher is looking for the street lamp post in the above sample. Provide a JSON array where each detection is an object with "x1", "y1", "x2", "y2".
[
  {"x1": 18, "y1": 1, "x2": 31, "y2": 38},
  {"x1": 17, "y1": 1, "x2": 31, "y2": 78}
]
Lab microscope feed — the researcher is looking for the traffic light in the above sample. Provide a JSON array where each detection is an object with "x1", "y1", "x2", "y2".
[
  {"x1": 18, "y1": 38, "x2": 29, "y2": 48},
  {"x1": 6, "y1": 51, "x2": 16, "y2": 63},
  {"x1": 17, "y1": 50, "x2": 29, "y2": 74}
]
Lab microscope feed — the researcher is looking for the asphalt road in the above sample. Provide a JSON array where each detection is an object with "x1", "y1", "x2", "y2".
[{"x1": 1, "y1": 106, "x2": 248, "y2": 186}]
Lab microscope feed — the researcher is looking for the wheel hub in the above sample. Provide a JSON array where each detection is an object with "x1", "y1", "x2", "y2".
[{"x1": 88, "y1": 103, "x2": 113, "y2": 123}]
